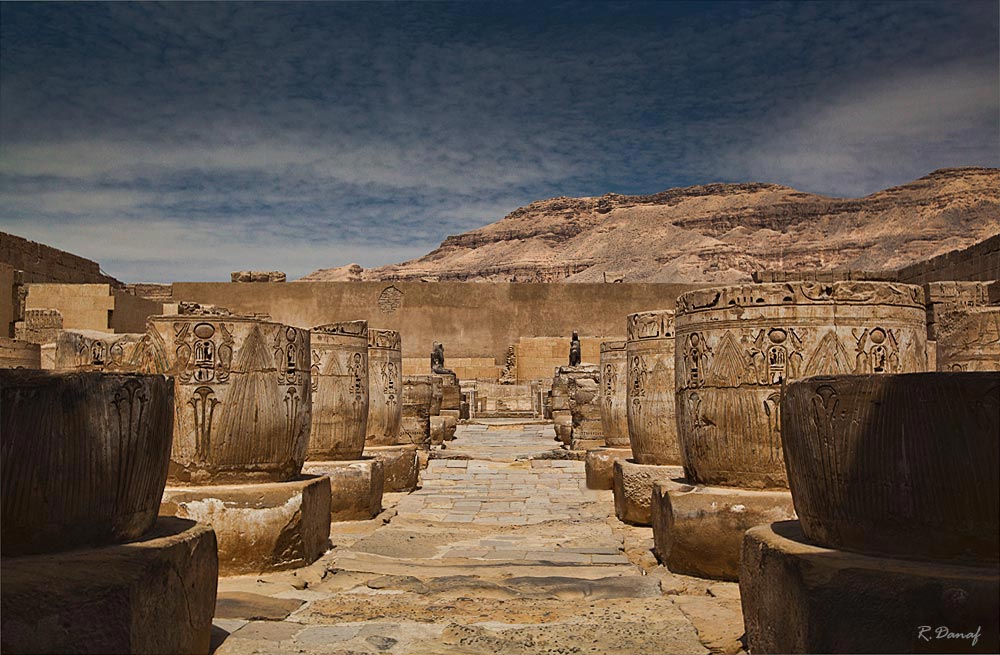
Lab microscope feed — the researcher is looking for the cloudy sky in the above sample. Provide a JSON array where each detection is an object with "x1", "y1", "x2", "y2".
[{"x1": 1, "y1": 1, "x2": 997, "y2": 282}]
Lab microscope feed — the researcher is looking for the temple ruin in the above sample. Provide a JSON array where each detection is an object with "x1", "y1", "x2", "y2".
[{"x1": 0, "y1": 230, "x2": 997, "y2": 654}]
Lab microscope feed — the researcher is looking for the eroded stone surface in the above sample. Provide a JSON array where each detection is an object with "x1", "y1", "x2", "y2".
[
  {"x1": 364, "y1": 444, "x2": 420, "y2": 492},
  {"x1": 162, "y1": 476, "x2": 332, "y2": 575},
  {"x1": 674, "y1": 281, "x2": 927, "y2": 488},
  {"x1": 585, "y1": 447, "x2": 633, "y2": 490},
  {"x1": 303, "y1": 459, "x2": 384, "y2": 521},
  {"x1": 612, "y1": 459, "x2": 684, "y2": 526},
  {"x1": 0, "y1": 336, "x2": 41, "y2": 369},
  {"x1": 652, "y1": 482, "x2": 795, "y2": 581}
]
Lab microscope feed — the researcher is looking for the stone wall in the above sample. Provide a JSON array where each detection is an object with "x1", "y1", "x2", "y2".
[
  {"x1": 402, "y1": 356, "x2": 500, "y2": 380},
  {"x1": 0, "y1": 232, "x2": 120, "y2": 286},
  {"x1": 894, "y1": 233, "x2": 1000, "y2": 285},
  {"x1": 170, "y1": 281, "x2": 698, "y2": 370},
  {"x1": 1, "y1": 263, "x2": 16, "y2": 338},
  {"x1": 21, "y1": 284, "x2": 162, "y2": 337},
  {"x1": 515, "y1": 336, "x2": 616, "y2": 382}
]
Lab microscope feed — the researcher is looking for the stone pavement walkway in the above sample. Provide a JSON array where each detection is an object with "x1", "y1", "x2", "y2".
[{"x1": 212, "y1": 421, "x2": 745, "y2": 655}]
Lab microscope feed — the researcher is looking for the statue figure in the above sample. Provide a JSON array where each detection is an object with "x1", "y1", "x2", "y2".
[
  {"x1": 569, "y1": 331, "x2": 581, "y2": 366},
  {"x1": 431, "y1": 341, "x2": 454, "y2": 375}
]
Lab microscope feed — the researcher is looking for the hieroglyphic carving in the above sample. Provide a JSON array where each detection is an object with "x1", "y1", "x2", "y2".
[
  {"x1": 310, "y1": 321, "x2": 369, "y2": 459},
  {"x1": 147, "y1": 315, "x2": 311, "y2": 484},
  {"x1": 599, "y1": 341, "x2": 628, "y2": 447},
  {"x1": 626, "y1": 310, "x2": 679, "y2": 464},
  {"x1": 675, "y1": 282, "x2": 927, "y2": 489}
]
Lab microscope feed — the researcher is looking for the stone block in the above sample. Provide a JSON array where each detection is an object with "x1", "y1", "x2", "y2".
[
  {"x1": 161, "y1": 476, "x2": 331, "y2": 575},
  {"x1": 0, "y1": 517, "x2": 218, "y2": 655},
  {"x1": 741, "y1": 521, "x2": 999, "y2": 654},
  {"x1": 303, "y1": 459, "x2": 384, "y2": 521},
  {"x1": 0, "y1": 337, "x2": 40, "y2": 369},
  {"x1": 570, "y1": 436, "x2": 605, "y2": 451},
  {"x1": 612, "y1": 459, "x2": 684, "y2": 526},
  {"x1": 585, "y1": 447, "x2": 632, "y2": 490},
  {"x1": 363, "y1": 445, "x2": 420, "y2": 492},
  {"x1": 651, "y1": 482, "x2": 795, "y2": 581},
  {"x1": 429, "y1": 415, "x2": 446, "y2": 445}
]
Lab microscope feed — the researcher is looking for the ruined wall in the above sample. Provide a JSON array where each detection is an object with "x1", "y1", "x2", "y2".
[
  {"x1": 894, "y1": 233, "x2": 1000, "y2": 285},
  {"x1": 170, "y1": 281, "x2": 699, "y2": 367},
  {"x1": 22, "y1": 284, "x2": 162, "y2": 336},
  {"x1": 1, "y1": 263, "x2": 16, "y2": 338},
  {"x1": 0, "y1": 232, "x2": 120, "y2": 286}
]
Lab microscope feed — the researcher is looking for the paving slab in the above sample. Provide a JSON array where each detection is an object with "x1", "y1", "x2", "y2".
[{"x1": 212, "y1": 421, "x2": 739, "y2": 655}]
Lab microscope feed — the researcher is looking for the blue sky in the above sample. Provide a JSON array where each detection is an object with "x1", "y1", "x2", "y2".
[{"x1": 1, "y1": 1, "x2": 997, "y2": 282}]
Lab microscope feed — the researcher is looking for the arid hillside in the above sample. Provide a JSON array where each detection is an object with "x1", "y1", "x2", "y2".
[{"x1": 302, "y1": 167, "x2": 1000, "y2": 283}]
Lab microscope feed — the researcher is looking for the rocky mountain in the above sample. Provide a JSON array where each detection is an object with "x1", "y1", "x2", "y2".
[{"x1": 301, "y1": 167, "x2": 1000, "y2": 283}]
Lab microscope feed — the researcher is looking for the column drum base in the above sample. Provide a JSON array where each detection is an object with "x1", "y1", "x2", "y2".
[
  {"x1": 585, "y1": 447, "x2": 632, "y2": 490},
  {"x1": 161, "y1": 476, "x2": 331, "y2": 576},
  {"x1": 364, "y1": 445, "x2": 420, "y2": 492},
  {"x1": 304, "y1": 459, "x2": 385, "y2": 521},
  {"x1": 652, "y1": 482, "x2": 795, "y2": 581},
  {"x1": 741, "y1": 521, "x2": 999, "y2": 654},
  {"x1": 612, "y1": 459, "x2": 684, "y2": 526},
  {"x1": 1, "y1": 517, "x2": 217, "y2": 655}
]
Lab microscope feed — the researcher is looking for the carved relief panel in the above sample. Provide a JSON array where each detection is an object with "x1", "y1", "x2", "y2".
[{"x1": 625, "y1": 310, "x2": 679, "y2": 465}]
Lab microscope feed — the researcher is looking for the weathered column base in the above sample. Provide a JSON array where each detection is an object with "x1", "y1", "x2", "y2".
[
  {"x1": 652, "y1": 482, "x2": 795, "y2": 581},
  {"x1": 553, "y1": 411, "x2": 572, "y2": 444},
  {"x1": 440, "y1": 410, "x2": 459, "y2": 441},
  {"x1": 303, "y1": 459, "x2": 385, "y2": 522},
  {"x1": 570, "y1": 434, "x2": 605, "y2": 451},
  {"x1": 741, "y1": 521, "x2": 999, "y2": 654},
  {"x1": 363, "y1": 445, "x2": 420, "y2": 492},
  {"x1": 585, "y1": 447, "x2": 632, "y2": 489},
  {"x1": 612, "y1": 459, "x2": 684, "y2": 526},
  {"x1": 0, "y1": 517, "x2": 217, "y2": 655},
  {"x1": 429, "y1": 416, "x2": 446, "y2": 445},
  {"x1": 161, "y1": 476, "x2": 331, "y2": 576}
]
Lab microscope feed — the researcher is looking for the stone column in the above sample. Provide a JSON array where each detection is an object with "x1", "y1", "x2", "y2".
[
  {"x1": 651, "y1": 281, "x2": 927, "y2": 580},
  {"x1": 741, "y1": 372, "x2": 999, "y2": 653},
  {"x1": 146, "y1": 313, "x2": 332, "y2": 574},
  {"x1": 586, "y1": 340, "x2": 631, "y2": 489},
  {"x1": 402, "y1": 374, "x2": 434, "y2": 451},
  {"x1": 303, "y1": 320, "x2": 385, "y2": 520},
  {"x1": 1, "y1": 370, "x2": 217, "y2": 653},
  {"x1": 611, "y1": 311, "x2": 684, "y2": 516},
  {"x1": 363, "y1": 329, "x2": 419, "y2": 491}
]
